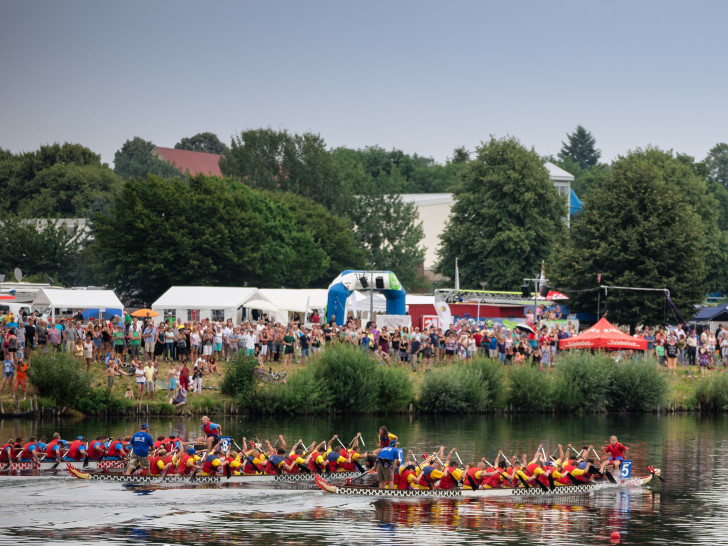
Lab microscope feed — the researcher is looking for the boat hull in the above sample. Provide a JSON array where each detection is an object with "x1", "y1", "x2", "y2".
[{"x1": 313, "y1": 473, "x2": 654, "y2": 498}]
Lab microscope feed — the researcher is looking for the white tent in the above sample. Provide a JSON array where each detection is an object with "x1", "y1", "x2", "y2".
[
  {"x1": 151, "y1": 286, "x2": 262, "y2": 323},
  {"x1": 33, "y1": 289, "x2": 124, "y2": 321},
  {"x1": 249, "y1": 289, "x2": 329, "y2": 324}
]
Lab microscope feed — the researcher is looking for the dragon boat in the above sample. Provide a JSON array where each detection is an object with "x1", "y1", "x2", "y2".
[
  {"x1": 1, "y1": 459, "x2": 126, "y2": 472},
  {"x1": 63, "y1": 463, "x2": 372, "y2": 484},
  {"x1": 313, "y1": 468, "x2": 659, "y2": 499}
]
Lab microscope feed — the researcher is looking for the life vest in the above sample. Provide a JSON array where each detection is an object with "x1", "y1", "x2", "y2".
[
  {"x1": 153, "y1": 440, "x2": 165, "y2": 450},
  {"x1": 177, "y1": 454, "x2": 196, "y2": 475},
  {"x1": 19, "y1": 442, "x2": 37, "y2": 461},
  {"x1": 164, "y1": 438, "x2": 182, "y2": 453},
  {"x1": 266, "y1": 454, "x2": 285, "y2": 474},
  {"x1": 202, "y1": 421, "x2": 219, "y2": 437},
  {"x1": 106, "y1": 441, "x2": 125, "y2": 459},
  {"x1": 464, "y1": 468, "x2": 482, "y2": 489},
  {"x1": 88, "y1": 441, "x2": 105, "y2": 460},
  {"x1": 326, "y1": 451, "x2": 341, "y2": 472},
  {"x1": 201, "y1": 455, "x2": 220, "y2": 475},
  {"x1": 147, "y1": 456, "x2": 163, "y2": 475},
  {"x1": 285, "y1": 454, "x2": 301, "y2": 474},
  {"x1": 379, "y1": 432, "x2": 392, "y2": 447},
  {"x1": 65, "y1": 440, "x2": 85, "y2": 461},
  {"x1": 524, "y1": 462, "x2": 539, "y2": 477},
  {"x1": 45, "y1": 439, "x2": 63, "y2": 460},
  {"x1": 242, "y1": 455, "x2": 262, "y2": 474},
  {"x1": 308, "y1": 452, "x2": 326, "y2": 473},
  {"x1": 482, "y1": 467, "x2": 501, "y2": 489},
  {"x1": 605, "y1": 443, "x2": 626, "y2": 458},
  {"x1": 0, "y1": 442, "x2": 13, "y2": 462},
  {"x1": 398, "y1": 466, "x2": 416, "y2": 490},
  {"x1": 437, "y1": 466, "x2": 458, "y2": 490}
]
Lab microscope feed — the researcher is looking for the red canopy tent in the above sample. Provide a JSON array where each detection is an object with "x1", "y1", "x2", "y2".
[{"x1": 559, "y1": 317, "x2": 648, "y2": 351}]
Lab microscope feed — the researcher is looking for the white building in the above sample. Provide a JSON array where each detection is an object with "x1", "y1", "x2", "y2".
[{"x1": 400, "y1": 162, "x2": 574, "y2": 279}]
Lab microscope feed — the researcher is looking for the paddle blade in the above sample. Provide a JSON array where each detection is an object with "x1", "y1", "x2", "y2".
[
  {"x1": 82, "y1": 455, "x2": 89, "y2": 469},
  {"x1": 605, "y1": 470, "x2": 617, "y2": 484},
  {"x1": 225, "y1": 463, "x2": 232, "y2": 479}
]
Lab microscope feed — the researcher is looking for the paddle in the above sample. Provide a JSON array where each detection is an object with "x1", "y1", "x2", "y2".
[{"x1": 188, "y1": 450, "x2": 206, "y2": 481}]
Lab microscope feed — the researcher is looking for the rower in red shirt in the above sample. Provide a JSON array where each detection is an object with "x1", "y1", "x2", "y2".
[{"x1": 600, "y1": 435, "x2": 628, "y2": 474}]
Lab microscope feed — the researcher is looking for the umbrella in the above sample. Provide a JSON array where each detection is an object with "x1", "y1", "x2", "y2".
[
  {"x1": 545, "y1": 291, "x2": 569, "y2": 300},
  {"x1": 514, "y1": 323, "x2": 535, "y2": 335},
  {"x1": 131, "y1": 308, "x2": 159, "y2": 318}
]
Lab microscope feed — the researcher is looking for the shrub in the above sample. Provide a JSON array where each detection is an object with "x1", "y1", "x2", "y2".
[
  {"x1": 418, "y1": 362, "x2": 493, "y2": 413},
  {"x1": 316, "y1": 345, "x2": 379, "y2": 410},
  {"x1": 26, "y1": 352, "x2": 91, "y2": 406},
  {"x1": 472, "y1": 357, "x2": 507, "y2": 409},
  {"x1": 76, "y1": 388, "x2": 129, "y2": 414},
  {"x1": 693, "y1": 373, "x2": 728, "y2": 411},
  {"x1": 375, "y1": 364, "x2": 415, "y2": 412},
  {"x1": 253, "y1": 364, "x2": 331, "y2": 415},
  {"x1": 507, "y1": 365, "x2": 552, "y2": 410},
  {"x1": 220, "y1": 354, "x2": 259, "y2": 406},
  {"x1": 551, "y1": 352, "x2": 611, "y2": 412},
  {"x1": 607, "y1": 357, "x2": 667, "y2": 411}
]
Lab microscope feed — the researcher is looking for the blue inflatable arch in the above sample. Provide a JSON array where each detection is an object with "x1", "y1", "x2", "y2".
[{"x1": 327, "y1": 270, "x2": 406, "y2": 326}]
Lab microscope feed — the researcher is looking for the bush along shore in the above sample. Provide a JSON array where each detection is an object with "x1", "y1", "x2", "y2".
[{"x1": 7, "y1": 345, "x2": 728, "y2": 417}]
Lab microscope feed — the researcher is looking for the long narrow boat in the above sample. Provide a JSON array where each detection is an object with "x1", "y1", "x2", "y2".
[
  {"x1": 62, "y1": 463, "x2": 372, "y2": 484},
  {"x1": 313, "y1": 470, "x2": 657, "y2": 498}
]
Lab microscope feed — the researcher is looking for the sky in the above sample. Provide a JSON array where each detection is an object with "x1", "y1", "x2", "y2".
[{"x1": 1, "y1": 1, "x2": 727, "y2": 167}]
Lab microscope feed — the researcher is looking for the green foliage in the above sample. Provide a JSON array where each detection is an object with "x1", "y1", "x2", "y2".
[
  {"x1": 374, "y1": 364, "x2": 415, "y2": 412},
  {"x1": 113, "y1": 137, "x2": 181, "y2": 179},
  {"x1": 551, "y1": 352, "x2": 611, "y2": 412},
  {"x1": 220, "y1": 354, "x2": 259, "y2": 406},
  {"x1": 552, "y1": 156, "x2": 610, "y2": 200},
  {"x1": 436, "y1": 135, "x2": 567, "y2": 290},
  {"x1": 553, "y1": 148, "x2": 711, "y2": 326},
  {"x1": 607, "y1": 357, "x2": 668, "y2": 411},
  {"x1": 693, "y1": 373, "x2": 728, "y2": 411},
  {"x1": 558, "y1": 125, "x2": 601, "y2": 169},
  {"x1": 0, "y1": 215, "x2": 91, "y2": 286},
  {"x1": 76, "y1": 388, "x2": 130, "y2": 414},
  {"x1": 93, "y1": 175, "x2": 343, "y2": 304},
  {"x1": 316, "y1": 345, "x2": 380, "y2": 409},
  {"x1": 472, "y1": 357, "x2": 507, "y2": 408},
  {"x1": 507, "y1": 365, "x2": 552, "y2": 410},
  {"x1": 175, "y1": 132, "x2": 228, "y2": 155},
  {"x1": 26, "y1": 352, "x2": 91, "y2": 407},
  {"x1": 706, "y1": 142, "x2": 728, "y2": 189},
  {"x1": 418, "y1": 361, "x2": 496, "y2": 413}
]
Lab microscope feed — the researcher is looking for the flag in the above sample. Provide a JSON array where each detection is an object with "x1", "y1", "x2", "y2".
[
  {"x1": 304, "y1": 296, "x2": 310, "y2": 324},
  {"x1": 539, "y1": 262, "x2": 546, "y2": 291},
  {"x1": 436, "y1": 301, "x2": 452, "y2": 329},
  {"x1": 455, "y1": 257, "x2": 460, "y2": 290},
  {"x1": 350, "y1": 291, "x2": 358, "y2": 317}
]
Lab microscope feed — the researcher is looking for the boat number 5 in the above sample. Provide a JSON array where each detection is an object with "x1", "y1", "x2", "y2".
[{"x1": 620, "y1": 460, "x2": 632, "y2": 479}]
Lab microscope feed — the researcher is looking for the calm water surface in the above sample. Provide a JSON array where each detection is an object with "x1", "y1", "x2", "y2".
[{"x1": 0, "y1": 413, "x2": 726, "y2": 545}]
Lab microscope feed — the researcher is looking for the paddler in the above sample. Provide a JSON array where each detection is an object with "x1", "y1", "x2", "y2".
[
  {"x1": 87, "y1": 436, "x2": 108, "y2": 461},
  {"x1": 600, "y1": 435, "x2": 628, "y2": 474},
  {"x1": 177, "y1": 447, "x2": 201, "y2": 475},
  {"x1": 323, "y1": 435, "x2": 353, "y2": 472},
  {"x1": 148, "y1": 448, "x2": 174, "y2": 476},
  {"x1": 104, "y1": 437, "x2": 129, "y2": 461},
  {"x1": 199, "y1": 416, "x2": 221, "y2": 452},
  {"x1": 413, "y1": 446, "x2": 450, "y2": 489},
  {"x1": 395, "y1": 457, "x2": 419, "y2": 490},
  {"x1": 200, "y1": 445, "x2": 230, "y2": 477},
  {"x1": 44, "y1": 433, "x2": 65, "y2": 461},
  {"x1": 124, "y1": 423, "x2": 154, "y2": 475},
  {"x1": 436, "y1": 454, "x2": 464, "y2": 490},
  {"x1": 63, "y1": 436, "x2": 88, "y2": 462},
  {"x1": 17, "y1": 436, "x2": 42, "y2": 464}
]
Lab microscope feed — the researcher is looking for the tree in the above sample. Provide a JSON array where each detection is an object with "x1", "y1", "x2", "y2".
[
  {"x1": 17, "y1": 164, "x2": 123, "y2": 218},
  {"x1": 175, "y1": 132, "x2": 228, "y2": 155},
  {"x1": 220, "y1": 128, "x2": 351, "y2": 213},
  {"x1": 706, "y1": 142, "x2": 728, "y2": 188},
  {"x1": 0, "y1": 216, "x2": 91, "y2": 286},
  {"x1": 435, "y1": 136, "x2": 567, "y2": 290},
  {"x1": 450, "y1": 146, "x2": 470, "y2": 164},
  {"x1": 559, "y1": 125, "x2": 601, "y2": 169},
  {"x1": 552, "y1": 156, "x2": 610, "y2": 199},
  {"x1": 113, "y1": 137, "x2": 181, "y2": 179},
  {"x1": 348, "y1": 193, "x2": 427, "y2": 291},
  {"x1": 552, "y1": 149, "x2": 712, "y2": 326},
  {"x1": 93, "y1": 175, "x2": 351, "y2": 304}
]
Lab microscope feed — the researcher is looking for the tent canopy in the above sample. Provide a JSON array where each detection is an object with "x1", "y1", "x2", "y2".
[
  {"x1": 152, "y1": 286, "x2": 261, "y2": 311},
  {"x1": 253, "y1": 289, "x2": 329, "y2": 313},
  {"x1": 32, "y1": 289, "x2": 124, "y2": 319},
  {"x1": 693, "y1": 304, "x2": 728, "y2": 322},
  {"x1": 559, "y1": 317, "x2": 647, "y2": 351}
]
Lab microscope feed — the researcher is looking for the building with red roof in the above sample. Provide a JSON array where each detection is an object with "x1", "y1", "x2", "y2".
[{"x1": 152, "y1": 147, "x2": 223, "y2": 177}]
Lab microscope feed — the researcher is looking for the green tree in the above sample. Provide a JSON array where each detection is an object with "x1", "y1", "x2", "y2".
[
  {"x1": 220, "y1": 128, "x2": 351, "y2": 212},
  {"x1": 0, "y1": 215, "x2": 91, "y2": 286},
  {"x1": 348, "y1": 193, "x2": 427, "y2": 291},
  {"x1": 435, "y1": 136, "x2": 567, "y2": 290},
  {"x1": 552, "y1": 156, "x2": 610, "y2": 199},
  {"x1": 113, "y1": 137, "x2": 181, "y2": 179},
  {"x1": 93, "y1": 175, "x2": 345, "y2": 304},
  {"x1": 175, "y1": 132, "x2": 228, "y2": 155},
  {"x1": 706, "y1": 142, "x2": 728, "y2": 188},
  {"x1": 450, "y1": 146, "x2": 471, "y2": 164},
  {"x1": 17, "y1": 164, "x2": 123, "y2": 218},
  {"x1": 552, "y1": 148, "x2": 710, "y2": 326},
  {"x1": 559, "y1": 125, "x2": 601, "y2": 169}
]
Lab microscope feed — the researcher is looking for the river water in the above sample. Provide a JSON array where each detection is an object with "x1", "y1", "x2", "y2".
[{"x1": 0, "y1": 413, "x2": 726, "y2": 545}]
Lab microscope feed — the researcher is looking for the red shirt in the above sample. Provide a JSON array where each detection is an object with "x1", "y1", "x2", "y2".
[{"x1": 605, "y1": 443, "x2": 626, "y2": 458}]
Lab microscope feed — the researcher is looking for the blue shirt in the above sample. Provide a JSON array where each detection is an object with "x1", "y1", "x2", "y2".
[{"x1": 130, "y1": 431, "x2": 154, "y2": 457}]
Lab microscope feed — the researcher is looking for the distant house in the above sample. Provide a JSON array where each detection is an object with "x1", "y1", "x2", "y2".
[{"x1": 152, "y1": 147, "x2": 223, "y2": 177}]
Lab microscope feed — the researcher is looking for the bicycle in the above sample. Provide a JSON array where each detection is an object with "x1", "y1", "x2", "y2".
[{"x1": 255, "y1": 367, "x2": 288, "y2": 383}]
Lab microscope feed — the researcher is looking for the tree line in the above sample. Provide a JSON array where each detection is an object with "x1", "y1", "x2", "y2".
[{"x1": 2, "y1": 126, "x2": 728, "y2": 325}]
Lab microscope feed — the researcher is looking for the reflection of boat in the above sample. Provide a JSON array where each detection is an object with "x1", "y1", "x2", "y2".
[
  {"x1": 64, "y1": 463, "x2": 371, "y2": 484},
  {"x1": 314, "y1": 472, "x2": 656, "y2": 499}
]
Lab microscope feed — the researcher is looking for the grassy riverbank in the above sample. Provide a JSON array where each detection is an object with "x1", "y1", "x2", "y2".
[{"x1": 1, "y1": 347, "x2": 727, "y2": 416}]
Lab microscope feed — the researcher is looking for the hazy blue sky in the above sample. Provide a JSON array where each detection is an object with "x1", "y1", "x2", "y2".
[{"x1": 1, "y1": 1, "x2": 726, "y2": 167}]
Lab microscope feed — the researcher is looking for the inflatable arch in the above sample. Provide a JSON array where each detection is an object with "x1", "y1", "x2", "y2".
[{"x1": 327, "y1": 270, "x2": 406, "y2": 326}]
